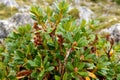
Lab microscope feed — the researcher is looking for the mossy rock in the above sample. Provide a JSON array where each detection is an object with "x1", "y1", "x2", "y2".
[{"x1": 68, "y1": 8, "x2": 79, "y2": 19}]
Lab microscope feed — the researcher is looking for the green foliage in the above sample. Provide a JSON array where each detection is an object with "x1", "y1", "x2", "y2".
[
  {"x1": 115, "y1": 0, "x2": 120, "y2": 4},
  {"x1": 0, "y1": 1, "x2": 120, "y2": 80}
]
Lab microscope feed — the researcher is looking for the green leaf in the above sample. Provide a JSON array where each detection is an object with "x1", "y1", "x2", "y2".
[
  {"x1": 46, "y1": 6, "x2": 53, "y2": 16},
  {"x1": 56, "y1": 51, "x2": 64, "y2": 60},
  {"x1": 117, "y1": 74, "x2": 120, "y2": 80},
  {"x1": 80, "y1": 20, "x2": 86, "y2": 28},
  {"x1": 78, "y1": 71, "x2": 88, "y2": 77},
  {"x1": 8, "y1": 70, "x2": 16, "y2": 80},
  {"x1": 115, "y1": 64, "x2": 120, "y2": 73},
  {"x1": 66, "y1": 32, "x2": 74, "y2": 43},
  {"x1": 46, "y1": 66, "x2": 54, "y2": 72},
  {"x1": 43, "y1": 56, "x2": 49, "y2": 65},
  {"x1": 85, "y1": 63, "x2": 95, "y2": 70},
  {"x1": 27, "y1": 60, "x2": 38, "y2": 67},
  {"x1": 85, "y1": 54, "x2": 96, "y2": 60},
  {"x1": 66, "y1": 62, "x2": 74, "y2": 71},
  {"x1": 0, "y1": 62, "x2": 5, "y2": 69},
  {"x1": 70, "y1": 72, "x2": 76, "y2": 78},
  {"x1": 31, "y1": 14, "x2": 37, "y2": 20},
  {"x1": 78, "y1": 63, "x2": 85, "y2": 70},
  {"x1": 97, "y1": 70, "x2": 107, "y2": 76},
  {"x1": 15, "y1": 50, "x2": 24, "y2": 58},
  {"x1": 62, "y1": 21, "x2": 70, "y2": 31},
  {"x1": 77, "y1": 37, "x2": 88, "y2": 47},
  {"x1": 63, "y1": 72, "x2": 67, "y2": 80},
  {"x1": 34, "y1": 55, "x2": 41, "y2": 66},
  {"x1": 3, "y1": 55, "x2": 10, "y2": 65},
  {"x1": 74, "y1": 31, "x2": 82, "y2": 41},
  {"x1": 38, "y1": 70, "x2": 45, "y2": 80},
  {"x1": 69, "y1": 21, "x2": 76, "y2": 32},
  {"x1": 0, "y1": 69, "x2": 4, "y2": 79},
  {"x1": 13, "y1": 57, "x2": 24, "y2": 65},
  {"x1": 75, "y1": 77, "x2": 80, "y2": 80},
  {"x1": 31, "y1": 70, "x2": 38, "y2": 78},
  {"x1": 107, "y1": 69, "x2": 115, "y2": 78},
  {"x1": 55, "y1": 75, "x2": 61, "y2": 80},
  {"x1": 47, "y1": 42, "x2": 55, "y2": 50}
]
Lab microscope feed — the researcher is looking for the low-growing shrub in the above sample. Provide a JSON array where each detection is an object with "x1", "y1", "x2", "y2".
[{"x1": 0, "y1": 1, "x2": 120, "y2": 80}]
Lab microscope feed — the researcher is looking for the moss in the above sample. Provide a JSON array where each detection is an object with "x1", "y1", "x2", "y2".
[
  {"x1": 0, "y1": 3, "x2": 18, "y2": 19},
  {"x1": 68, "y1": 8, "x2": 79, "y2": 19}
]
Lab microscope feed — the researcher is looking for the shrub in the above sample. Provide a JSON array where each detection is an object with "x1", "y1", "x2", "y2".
[{"x1": 0, "y1": 1, "x2": 120, "y2": 80}]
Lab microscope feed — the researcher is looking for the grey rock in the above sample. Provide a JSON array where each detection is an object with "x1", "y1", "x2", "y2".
[
  {"x1": 69, "y1": 6, "x2": 95, "y2": 23},
  {"x1": 0, "y1": 12, "x2": 34, "y2": 39},
  {"x1": 100, "y1": 23, "x2": 120, "y2": 43},
  {"x1": 77, "y1": 6, "x2": 95, "y2": 23},
  {"x1": 30, "y1": 0, "x2": 37, "y2": 3},
  {"x1": 111, "y1": 24, "x2": 120, "y2": 43},
  {"x1": 74, "y1": 0, "x2": 81, "y2": 6},
  {"x1": 0, "y1": 0, "x2": 18, "y2": 8},
  {"x1": 8, "y1": 12, "x2": 34, "y2": 27},
  {"x1": 18, "y1": 5, "x2": 30, "y2": 12},
  {"x1": 0, "y1": 20, "x2": 8, "y2": 38}
]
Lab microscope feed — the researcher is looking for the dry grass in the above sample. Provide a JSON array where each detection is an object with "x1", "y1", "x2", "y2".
[
  {"x1": 1, "y1": 0, "x2": 120, "y2": 30},
  {"x1": 80, "y1": 0, "x2": 120, "y2": 30},
  {"x1": 0, "y1": 3, "x2": 18, "y2": 19}
]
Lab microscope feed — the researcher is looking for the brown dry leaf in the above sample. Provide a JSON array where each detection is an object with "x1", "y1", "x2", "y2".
[
  {"x1": 16, "y1": 70, "x2": 32, "y2": 79},
  {"x1": 57, "y1": 34, "x2": 64, "y2": 46},
  {"x1": 85, "y1": 76, "x2": 90, "y2": 80},
  {"x1": 88, "y1": 72, "x2": 97, "y2": 79},
  {"x1": 74, "y1": 67, "x2": 78, "y2": 73},
  {"x1": 91, "y1": 46, "x2": 97, "y2": 53}
]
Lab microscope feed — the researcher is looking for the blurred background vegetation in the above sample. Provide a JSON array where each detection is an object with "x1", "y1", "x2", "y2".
[
  {"x1": 0, "y1": 0, "x2": 120, "y2": 30},
  {"x1": 0, "y1": 3, "x2": 18, "y2": 19}
]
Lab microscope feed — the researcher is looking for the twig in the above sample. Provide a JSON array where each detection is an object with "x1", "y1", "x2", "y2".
[{"x1": 64, "y1": 48, "x2": 72, "y2": 66}]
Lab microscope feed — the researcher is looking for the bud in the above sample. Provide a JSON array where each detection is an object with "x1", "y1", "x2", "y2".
[
  {"x1": 33, "y1": 22, "x2": 41, "y2": 30},
  {"x1": 74, "y1": 67, "x2": 78, "y2": 73},
  {"x1": 109, "y1": 49, "x2": 114, "y2": 57},
  {"x1": 72, "y1": 41, "x2": 77, "y2": 47},
  {"x1": 91, "y1": 46, "x2": 96, "y2": 53},
  {"x1": 110, "y1": 38, "x2": 114, "y2": 45},
  {"x1": 90, "y1": 25, "x2": 94, "y2": 29},
  {"x1": 85, "y1": 77, "x2": 90, "y2": 80},
  {"x1": 84, "y1": 46, "x2": 88, "y2": 51}
]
